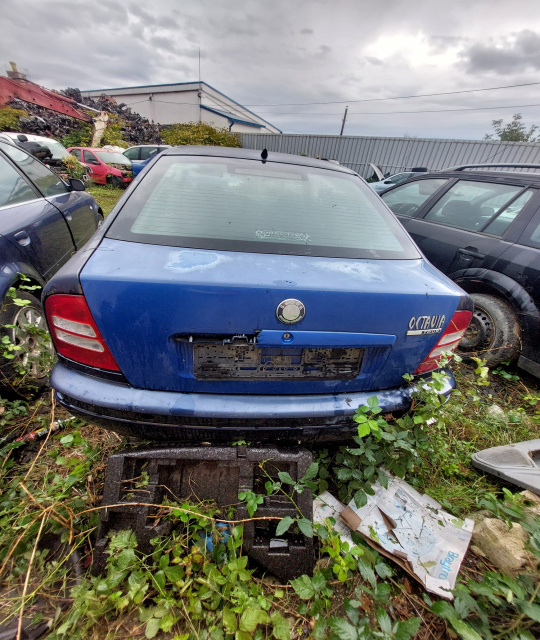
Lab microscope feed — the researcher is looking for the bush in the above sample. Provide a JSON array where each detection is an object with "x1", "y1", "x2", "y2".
[
  {"x1": 62, "y1": 153, "x2": 86, "y2": 180},
  {"x1": 61, "y1": 123, "x2": 92, "y2": 148},
  {"x1": 161, "y1": 121, "x2": 241, "y2": 147},
  {"x1": 0, "y1": 107, "x2": 27, "y2": 131},
  {"x1": 101, "y1": 116, "x2": 129, "y2": 148}
]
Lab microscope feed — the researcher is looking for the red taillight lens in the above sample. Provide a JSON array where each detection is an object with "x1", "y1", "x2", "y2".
[
  {"x1": 414, "y1": 310, "x2": 472, "y2": 375},
  {"x1": 45, "y1": 294, "x2": 121, "y2": 371}
]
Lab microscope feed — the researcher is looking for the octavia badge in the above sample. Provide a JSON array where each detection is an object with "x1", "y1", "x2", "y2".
[{"x1": 276, "y1": 299, "x2": 305, "y2": 324}]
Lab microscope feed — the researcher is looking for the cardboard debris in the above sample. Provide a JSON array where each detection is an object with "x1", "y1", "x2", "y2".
[{"x1": 314, "y1": 476, "x2": 474, "y2": 600}]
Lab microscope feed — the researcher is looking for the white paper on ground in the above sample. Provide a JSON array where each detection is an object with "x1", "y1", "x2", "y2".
[
  {"x1": 316, "y1": 474, "x2": 474, "y2": 600},
  {"x1": 313, "y1": 490, "x2": 355, "y2": 548}
]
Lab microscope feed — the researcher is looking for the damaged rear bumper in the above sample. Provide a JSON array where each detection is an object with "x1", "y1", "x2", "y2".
[{"x1": 50, "y1": 363, "x2": 455, "y2": 442}]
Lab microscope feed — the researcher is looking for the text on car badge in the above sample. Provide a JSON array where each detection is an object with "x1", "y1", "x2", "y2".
[
  {"x1": 276, "y1": 299, "x2": 306, "y2": 324},
  {"x1": 407, "y1": 314, "x2": 445, "y2": 335}
]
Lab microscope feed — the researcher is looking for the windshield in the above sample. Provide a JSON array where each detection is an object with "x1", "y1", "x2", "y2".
[
  {"x1": 41, "y1": 140, "x2": 70, "y2": 160},
  {"x1": 107, "y1": 156, "x2": 420, "y2": 260},
  {"x1": 96, "y1": 152, "x2": 131, "y2": 165}
]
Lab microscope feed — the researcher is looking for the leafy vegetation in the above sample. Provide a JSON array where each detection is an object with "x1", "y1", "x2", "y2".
[
  {"x1": 484, "y1": 113, "x2": 539, "y2": 142},
  {"x1": 61, "y1": 153, "x2": 86, "y2": 180},
  {"x1": 0, "y1": 106, "x2": 27, "y2": 131},
  {"x1": 60, "y1": 123, "x2": 92, "y2": 148},
  {"x1": 100, "y1": 115, "x2": 129, "y2": 148},
  {"x1": 161, "y1": 122, "x2": 242, "y2": 147}
]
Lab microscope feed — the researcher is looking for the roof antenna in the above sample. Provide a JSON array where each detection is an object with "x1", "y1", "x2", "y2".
[{"x1": 261, "y1": 148, "x2": 268, "y2": 163}]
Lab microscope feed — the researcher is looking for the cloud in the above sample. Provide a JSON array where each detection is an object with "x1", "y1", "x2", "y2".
[
  {"x1": 2, "y1": 0, "x2": 540, "y2": 140},
  {"x1": 461, "y1": 30, "x2": 540, "y2": 74},
  {"x1": 150, "y1": 36, "x2": 177, "y2": 52}
]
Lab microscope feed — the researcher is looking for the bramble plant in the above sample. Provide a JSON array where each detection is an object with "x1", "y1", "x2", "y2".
[{"x1": 0, "y1": 276, "x2": 55, "y2": 386}]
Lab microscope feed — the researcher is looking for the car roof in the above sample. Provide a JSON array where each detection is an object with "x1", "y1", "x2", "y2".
[
  {"x1": 397, "y1": 165, "x2": 540, "y2": 188},
  {"x1": 0, "y1": 132, "x2": 61, "y2": 144},
  {"x1": 161, "y1": 146, "x2": 355, "y2": 174},
  {"x1": 125, "y1": 144, "x2": 171, "y2": 148},
  {"x1": 72, "y1": 147, "x2": 120, "y2": 152}
]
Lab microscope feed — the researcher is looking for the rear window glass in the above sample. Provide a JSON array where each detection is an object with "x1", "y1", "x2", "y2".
[{"x1": 107, "y1": 156, "x2": 420, "y2": 259}]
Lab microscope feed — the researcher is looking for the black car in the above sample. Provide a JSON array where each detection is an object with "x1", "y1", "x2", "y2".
[
  {"x1": 0, "y1": 139, "x2": 103, "y2": 385},
  {"x1": 380, "y1": 163, "x2": 540, "y2": 377}
]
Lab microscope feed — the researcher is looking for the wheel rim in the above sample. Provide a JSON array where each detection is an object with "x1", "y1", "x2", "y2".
[
  {"x1": 458, "y1": 305, "x2": 495, "y2": 354},
  {"x1": 10, "y1": 305, "x2": 55, "y2": 379}
]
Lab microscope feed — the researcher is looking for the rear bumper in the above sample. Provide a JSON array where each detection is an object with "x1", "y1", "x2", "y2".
[{"x1": 50, "y1": 363, "x2": 455, "y2": 442}]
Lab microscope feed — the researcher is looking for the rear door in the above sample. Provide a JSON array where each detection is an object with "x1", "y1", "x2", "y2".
[
  {"x1": 384, "y1": 178, "x2": 537, "y2": 275},
  {"x1": 0, "y1": 145, "x2": 75, "y2": 278},
  {"x1": 3, "y1": 143, "x2": 97, "y2": 250}
]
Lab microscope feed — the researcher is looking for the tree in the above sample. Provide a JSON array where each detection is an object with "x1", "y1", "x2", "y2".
[{"x1": 484, "y1": 113, "x2": 539, "y2": 142}]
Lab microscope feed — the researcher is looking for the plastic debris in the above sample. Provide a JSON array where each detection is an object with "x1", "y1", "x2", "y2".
[
  {"x1": 314, "y1": 475, "x2": 474, "y2": 600},
  {"x1": 472, "y1": 438, "x2": 540, "y2": 495}
]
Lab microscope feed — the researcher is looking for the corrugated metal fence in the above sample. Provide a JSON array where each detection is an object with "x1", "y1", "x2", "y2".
[{"x1": 240, "y1": 133, "x2": 540, "y2": 178}]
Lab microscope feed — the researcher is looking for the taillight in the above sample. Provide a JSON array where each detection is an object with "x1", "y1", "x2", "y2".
[
  {"x1": 414, "y1": 310, "x2": 472, "y2": 375},
  {"x1": 45, "y1": 294, "x2": 121, "y2": 371}
]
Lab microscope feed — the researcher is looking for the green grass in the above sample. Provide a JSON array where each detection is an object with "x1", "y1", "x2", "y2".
[
  {"x1": 412, "y1": 364, "x2": 540, "y2": 513},
  {"x1": 86, "y1": 183, "x2": 125, "y2": 216}
]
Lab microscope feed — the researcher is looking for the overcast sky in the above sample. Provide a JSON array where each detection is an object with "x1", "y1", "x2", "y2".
[{"x1": 3, "y1": 0, "x2": 540, "y2": 139}]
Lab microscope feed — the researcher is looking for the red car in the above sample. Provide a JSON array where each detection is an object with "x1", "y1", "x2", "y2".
[{"x1": 68, "y1": 147, "x2": 133, "y2": 187}]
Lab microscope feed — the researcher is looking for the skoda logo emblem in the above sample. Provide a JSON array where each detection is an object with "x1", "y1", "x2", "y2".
[{"x1": 276, "y1": 299, "x2": 305, "y2": 324}]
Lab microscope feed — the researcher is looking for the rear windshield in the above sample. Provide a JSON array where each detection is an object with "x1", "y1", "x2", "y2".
[{"x1": 107, "y1": 156, "x2": 420, "y2": 259}]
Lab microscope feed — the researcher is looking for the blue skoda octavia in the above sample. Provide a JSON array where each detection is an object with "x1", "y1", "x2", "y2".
[{"x1": 43, "y1": 147, "x2": 472, "y2": 441}]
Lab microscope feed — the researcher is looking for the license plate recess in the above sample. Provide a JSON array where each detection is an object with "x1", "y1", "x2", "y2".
[{"x1": 193, "y1": 343, "x2": 364, "y2": 380}]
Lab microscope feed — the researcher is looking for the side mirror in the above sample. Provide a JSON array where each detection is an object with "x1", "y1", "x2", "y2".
[
  {"x1": 384, "y1": 180, "x2": 391, "y2": 184},
  {"x1": 69, "y1": 178, "x2": 86, "y2": 191}
]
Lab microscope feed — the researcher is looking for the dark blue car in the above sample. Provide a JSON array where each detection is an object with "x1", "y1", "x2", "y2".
[
  {"x1": 123, "y1": 145, "x2": 171, "y2": 177},
  {"x1": 43, "y1": 147, "x2": 472, "y2": 441},
  {"x1": 0, "y1": 139, "x2": 103, "y2": 385}
]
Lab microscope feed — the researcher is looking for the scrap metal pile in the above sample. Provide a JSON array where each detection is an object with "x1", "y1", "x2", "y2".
[{"x1": 7, "y1": 87, "x2": 162, "y2": 145}]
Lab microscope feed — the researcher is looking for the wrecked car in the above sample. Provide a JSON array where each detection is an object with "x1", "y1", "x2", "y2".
[
  {"x1": 68, "y1": 147, "x2": 132, "y2": 187},
  {"x1": 0, "y1": 131, "x2": 87, "y2": 179},
  {"x1": 43, "y1": 147, "x2": 472, "y2": 441},
  {"x1": 0, "y1": 139, "x2": 103, "y2": 386}
]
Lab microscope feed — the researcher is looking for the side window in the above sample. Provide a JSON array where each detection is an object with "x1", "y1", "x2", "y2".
[
  {"x1": 123, "y1": 147, "x2": 140, "y2": 161},
  {"x1": 483, "y1": 189, "x2": 534, "y2": 236},
  {"x1": 423, "y1": 181, "x2": 523, "y2": 232},
  {"x1": 0, "y1": 154, "x2": 37, "y2": 207},
  {"x1": 70, "y1": 149, "x2": 81, "y2": 161},
  {"x1": 381, "y1": 179, "x2": 448, "y2": 217},
  {"x1": 83, "y1": 150, "x2": 99, "y2": 164},
  {"x1": 2, "y1": 144, "x2": 68, "y2": 197},
  {"x1": 140, "y1": 147, "x2": 159, "y2": 160}
]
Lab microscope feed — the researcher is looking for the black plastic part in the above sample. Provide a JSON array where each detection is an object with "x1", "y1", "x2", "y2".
[{"x1": 93, "y1": 445, "x2": 315, "y2": 582}]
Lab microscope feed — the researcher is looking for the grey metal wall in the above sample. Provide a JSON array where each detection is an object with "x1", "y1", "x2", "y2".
[{"x1": 241, "y1": 133, "x2": 540, "y2": 178}]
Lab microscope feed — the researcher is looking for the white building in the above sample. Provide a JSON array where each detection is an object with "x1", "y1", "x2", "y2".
[{"x1": 81, "y1": 81, "x2": 281, "y2": 134}]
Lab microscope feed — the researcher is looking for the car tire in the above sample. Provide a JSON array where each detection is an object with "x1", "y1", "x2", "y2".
[
  {"x1": 457, "y1": 293, "x2": 521, "y2": 367},
  {"x1": 110, "y1": 176, "x2": 123, "y2": 189},
  {"x1": 0, "y1": 291, "x2": 55, "y2": 388},
  {"x1": 97, "y1": 212, "x2": 105, "y2": 229}
]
